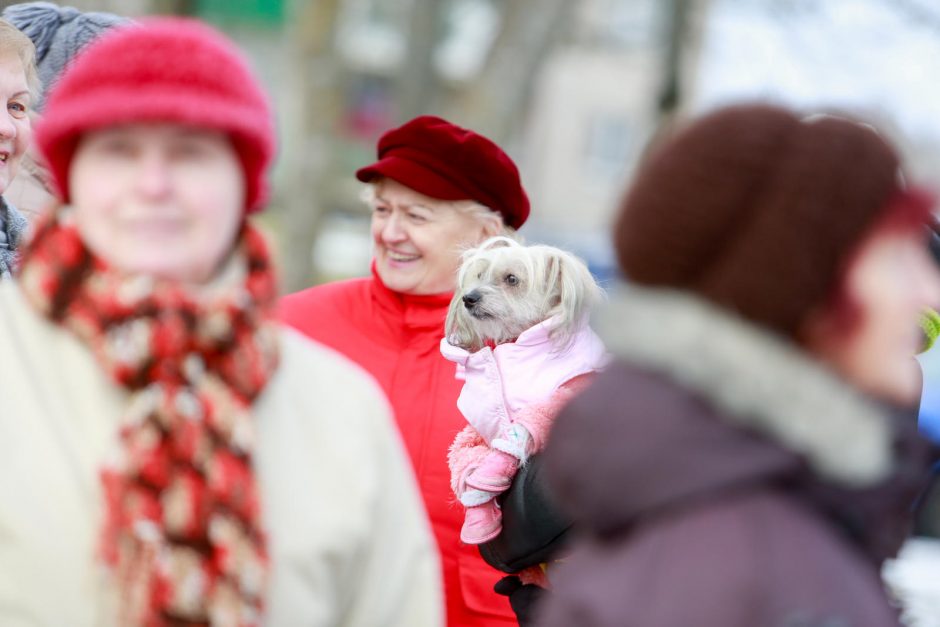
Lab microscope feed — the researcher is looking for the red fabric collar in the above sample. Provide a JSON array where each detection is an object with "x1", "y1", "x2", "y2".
[{"x1": 369, "y1": 261, "x2": 453, "y2": 333}]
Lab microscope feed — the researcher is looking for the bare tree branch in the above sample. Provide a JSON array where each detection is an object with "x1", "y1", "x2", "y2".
[{"x1": 447, "y1": 0, "x2": 575, "y2": 143}]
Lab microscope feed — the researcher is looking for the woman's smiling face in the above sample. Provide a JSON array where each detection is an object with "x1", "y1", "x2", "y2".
[
  {"x1": 0, "y1": 53, "x2": 31, "y2": 196},
  {"x1": 369, "y1": 178, "x2": 496, "y2": 295}
]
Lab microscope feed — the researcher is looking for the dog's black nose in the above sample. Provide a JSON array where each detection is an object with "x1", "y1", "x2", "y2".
[{"x1": 462, "y1": 290, "x2": 482, "y2": 308}]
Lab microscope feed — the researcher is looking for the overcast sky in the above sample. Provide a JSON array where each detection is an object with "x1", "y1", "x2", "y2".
[{"x1": 693, "y1": 0, "x2": 940, "y2": 143}]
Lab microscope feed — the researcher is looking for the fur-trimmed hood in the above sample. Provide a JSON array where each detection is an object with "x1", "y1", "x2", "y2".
[
  {"x1": 544, "y1": 284, "x2": 929, "y2": 552},
  {"x1": 596, "y1": 285, "x2": 893, "y2": 486}
]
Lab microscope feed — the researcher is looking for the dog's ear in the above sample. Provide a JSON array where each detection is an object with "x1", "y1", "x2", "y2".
[
  {"x1": 544, "y1": 249, "x2": 601, "y2": 337},
  {"x1": 478, "y1": 235, "x2": 519, "y2": 253},
  {"x1": 445, "y1": 289, "x2": 465, "y2": 343}
]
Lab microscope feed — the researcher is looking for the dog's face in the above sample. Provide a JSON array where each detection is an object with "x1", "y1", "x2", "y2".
[{"x1": 445, "y1": 237, "x2": 601, "y2": 351}]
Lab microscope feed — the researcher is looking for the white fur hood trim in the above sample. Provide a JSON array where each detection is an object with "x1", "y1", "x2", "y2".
[{"x1": 596, "y1": 285, "x2": 893, "y2": 487}]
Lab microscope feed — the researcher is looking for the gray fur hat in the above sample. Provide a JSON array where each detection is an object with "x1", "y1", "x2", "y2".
[{"x1": 2, "y1": 2, "x2": 129, "y2": 110}]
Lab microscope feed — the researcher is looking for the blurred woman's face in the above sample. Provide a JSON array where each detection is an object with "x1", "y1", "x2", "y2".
[
  {"x1": 370, "y1": 178, "x2": 497, "y2": 295},
  {"x1": 0, "y1": 53, "x2": 31, "y2": 195},
  {"x1": 69, "y1": 124, "x2": 244, "y2": 284},
  {"x1": 806, "y1": 228, "x2": 940, "y2": 405}
]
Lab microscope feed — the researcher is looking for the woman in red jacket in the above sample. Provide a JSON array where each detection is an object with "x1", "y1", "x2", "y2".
[{"x1": 280, "y1": 115, "x2": 529, "y2": 625}]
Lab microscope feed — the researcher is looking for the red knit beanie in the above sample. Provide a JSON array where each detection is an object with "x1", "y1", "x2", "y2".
[
  {"x1": 356, "y1": 115, "x2": 530, "y2": 229},
  {"x1": 36, "y1": 17, "x2": 275, "y2": 214},
  {"x1": 615, "y1": 104, "x2": 916, "y2": 339}
]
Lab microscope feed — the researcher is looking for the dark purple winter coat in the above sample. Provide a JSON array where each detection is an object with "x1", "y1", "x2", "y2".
[{"x1": 537, "y1": 288, "x2": 933, "y2": 627}]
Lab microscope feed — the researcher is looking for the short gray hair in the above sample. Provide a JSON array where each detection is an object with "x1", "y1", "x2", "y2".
[
  {"x1": 0, "y1": 19, "x2": 39, "y2": 100},
  {"x1": 360, "y1": 180, "x2": 514, "y2": 236}
]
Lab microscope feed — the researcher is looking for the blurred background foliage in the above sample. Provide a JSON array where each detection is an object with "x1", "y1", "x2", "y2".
[
  {"x1": 12, "y1": 0, "x2": 940, "y2": 292},
  {"x1": 4, "y1": 3, "x2": 940, "y2": 417}
]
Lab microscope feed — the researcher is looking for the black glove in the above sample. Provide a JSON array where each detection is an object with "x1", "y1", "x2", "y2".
[
  {"x1": 479, "y1": 453, "x2": 572, "y2": 573},
  {"x1": 494, "y1": 575, "x2": 547, "y2": 626}
]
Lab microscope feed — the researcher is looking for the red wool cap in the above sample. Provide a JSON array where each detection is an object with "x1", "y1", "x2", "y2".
[
  {"x1": 356, "y1": 115, "x2": 530, "y2": 229},
  {"x1": 36, "y1": 17, "x2": 275, "y2": 214}
]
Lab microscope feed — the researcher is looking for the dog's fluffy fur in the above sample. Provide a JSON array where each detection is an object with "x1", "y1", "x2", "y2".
[{"x1": 446, "y1": 237, "x2": 602, "y2": 351}]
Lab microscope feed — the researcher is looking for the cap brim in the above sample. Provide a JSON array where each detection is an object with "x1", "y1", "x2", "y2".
[{"x1": 355, "y1": 155, "x2": 472, "y2": 202}]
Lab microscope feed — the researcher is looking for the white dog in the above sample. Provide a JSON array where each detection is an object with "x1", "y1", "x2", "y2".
[{"x1": 441, "y1": 236, "x2": 608, "y2": 545}]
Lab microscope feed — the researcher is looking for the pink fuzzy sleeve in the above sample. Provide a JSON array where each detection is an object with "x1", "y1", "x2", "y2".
[
  {"x1": 447, "y1": 374, "x2": 596, "y2": 496},
  {"x1": 447, "y1": 425, "x2": 491, "y2": 497},
  {"x1": 514, "y1": 373, "x2": 595, "y2": 452}
]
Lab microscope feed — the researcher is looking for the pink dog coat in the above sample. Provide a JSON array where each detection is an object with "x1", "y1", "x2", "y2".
[{"x1": 440, "y1": 317, "x2": 608, "y2": 445}]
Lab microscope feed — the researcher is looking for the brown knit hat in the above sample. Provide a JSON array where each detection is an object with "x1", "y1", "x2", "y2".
[{"x1": 615, "y1": 103, "x2": 905, "y2": 339}]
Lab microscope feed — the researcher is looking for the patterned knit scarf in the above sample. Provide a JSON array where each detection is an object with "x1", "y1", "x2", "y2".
[{"x1": 18, "y1": 209, "x2": 280, "y2": 626}]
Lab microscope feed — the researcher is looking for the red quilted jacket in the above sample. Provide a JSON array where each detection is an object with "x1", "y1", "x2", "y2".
[{"x1": 279, "y1": 269, "x2": 516, "y2": 626}]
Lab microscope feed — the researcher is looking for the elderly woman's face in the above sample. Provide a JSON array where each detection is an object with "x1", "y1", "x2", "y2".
[
  {"x1": 69, "y1": 124, "x2": 244, "y2": 284},
  {"x1": 370, "y1": 178, "x2": 496, "y2": 295},
  {"x1": 0, "y1": 54, "x2": 31, "y2": 195}
]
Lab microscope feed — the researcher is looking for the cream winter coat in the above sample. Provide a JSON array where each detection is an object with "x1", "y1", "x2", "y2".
[{"x1": 0, "y1": 281, "x2": 443, "y2": 627}]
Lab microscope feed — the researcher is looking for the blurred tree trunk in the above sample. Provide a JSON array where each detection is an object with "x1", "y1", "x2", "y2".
[
  {"x1": 657, "y1": 0, "x2": 710, "y2": 129},
  {"x1": 396, "y1": 0, "x2": 446, "y2": 121},
  {"x1": 447, "y1": 0, "x2": 574, "y2": 144},
  {"x1": 658, "y1": 0, "x2": 692, "y2": 117},
  {"x1": 281, "y1": 0, "x2": 346, "y2": 292}
]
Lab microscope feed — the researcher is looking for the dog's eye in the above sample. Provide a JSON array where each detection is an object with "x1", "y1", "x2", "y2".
[
  {"x1": 504, "y1": 274, "x2": 519, "y2": 286},
  {"x1": 477, "y1": 272, "x2": 483, "y2": 280}
]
